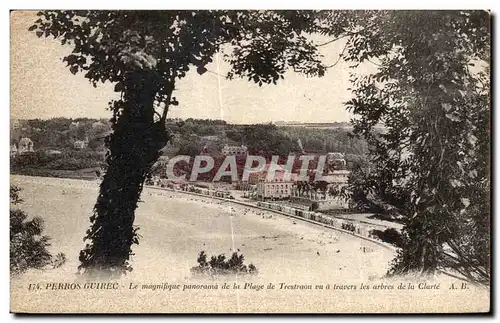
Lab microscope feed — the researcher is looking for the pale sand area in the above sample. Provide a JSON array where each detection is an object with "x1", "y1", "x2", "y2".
[{"x1": 10, "y1": 175, "x2": 489, "y2": 313}]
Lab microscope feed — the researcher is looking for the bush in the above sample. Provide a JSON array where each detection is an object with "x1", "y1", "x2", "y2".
[
  {"x1": 11, "y1": 149, "x2": 104, "y2": 172},
  {"x1": 52, "y1": 252, "x2": 67, "y2": 269},
  {"x1": 10, "y1": 185, "x2": 66, "y2": 275},
  {"x1": 370, "y1": 228, "x2": 404, "y2": 248},
  {"x1": 341, "y1": 222, "x2": 356, "y2": 233},
  {"x1": 10, "y1": 209, "x2": 52, "y2": 275},
  {"x1": 45, "y1": 155, "x2": 101, "y2": 170},
  {"x1": 191, "y1": 251, "x2": 258, "y2": 276},
  {"x1": 11, "y1": 151, "x2": 59, "y2": 169},
  {"x1": 310, "y1": 202, "x2": 319, "y2": 211}
]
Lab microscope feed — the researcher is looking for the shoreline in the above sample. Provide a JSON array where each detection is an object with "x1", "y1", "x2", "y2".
[
  {"x1": 10, "y1": 173, "x2": 396, "y2": 250},
  {"x1": 9, "y1": 174, "x2": 488, "y2": 314},
  {"x1": 145, "y1": 185, "x2": 398, "y2": 251}
]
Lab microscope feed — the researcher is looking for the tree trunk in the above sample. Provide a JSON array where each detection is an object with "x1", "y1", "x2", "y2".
[{"x1": 79, "y1": 71, "x2": 169, "y2": 277}]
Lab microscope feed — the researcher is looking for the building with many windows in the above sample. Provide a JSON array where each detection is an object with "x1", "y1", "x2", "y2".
[
  {"x1": 321, "y1": 169, "x2": 350, "y2": 185},
  {"x1": 221, "y1": 144, "x2": 248, "y2": 156},
  {"x1": 256, "y1": 181, "x2": 294, "y2": 200},
  {"x1": 255, "y1": 164, "x2": 296, "y2": 200}
]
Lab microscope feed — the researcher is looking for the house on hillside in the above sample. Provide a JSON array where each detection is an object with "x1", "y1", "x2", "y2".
[
  {"x1": 91, "y1": 121, "x2": 105, "y2": 128},
  {"x1": 322, "y1": 170, "x2": 350, "y2": 185},
  {"x1": 11, "y1": 119, "x2": 21, "y2": 130},
  {"x1": 74, "y1": 137, "x2": 89, "y2": 150},
  {"x1": 45, "y1": 149, "x2": 62, "y2": 156},
  {"x1": 326, "y1": 152, "x2": 346, "y2": 170},
  {"x1": 221, "y1": 144, "x2": 248, "y2": 156},
  {"x1": 10, "y1": 144, "x2": 18, "y2": 157},
  {"x1": 200, "y1": 135, "x2": 219, "y2": 141},
  {"x1": 69, "y1": 121, "x2": 80, "y2": 129},
  {"x1": 18, "y1": 137, "x2": 34, "y2": 155}
]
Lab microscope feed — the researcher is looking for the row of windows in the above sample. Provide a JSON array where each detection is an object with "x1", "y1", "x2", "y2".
[
  {"x1": 223, "y1": 150, "x2": 247, "y2": 155},
  {"x1": 266, "y1": 187, "x2": 290, "y2": 191},
  {"x1": 265, "y1": 189, "x2": 290, "y2": 194},
  {"x1": 258, "y1": 178, "x2": 291, "y2": 182},
  {"x1": 258, "y1": 184, "x2": 291, "y2": 189},
  {"x1": 269, "y1": 184, "x2": 290, "y2": 189},
  {"x1": 266, "y1": 191, "x2": 288, "y2": 195}
]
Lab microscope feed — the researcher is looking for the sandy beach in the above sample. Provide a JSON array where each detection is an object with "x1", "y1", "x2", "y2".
[{"x1": 10, "y1": 175, "x2": 489, "y2": 313}]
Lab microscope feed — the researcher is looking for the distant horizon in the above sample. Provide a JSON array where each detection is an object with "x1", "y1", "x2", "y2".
[{"x1": 10, "y1": 116, "x2": 354, "y2": 126}]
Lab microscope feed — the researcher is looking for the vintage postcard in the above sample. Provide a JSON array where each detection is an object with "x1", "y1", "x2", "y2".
[{"x1": 10, "y1": 10, "x2": 491, "y2": 313}]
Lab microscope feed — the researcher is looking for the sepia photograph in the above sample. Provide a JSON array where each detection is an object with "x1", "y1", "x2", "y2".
[{"x1": 8, "y1": 8, "x2": 491, "y2": 314}]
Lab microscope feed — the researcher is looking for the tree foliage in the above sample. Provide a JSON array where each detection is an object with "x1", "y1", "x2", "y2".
[
  {"x1": 191, "y1": 251, "x2": 258, "y2": 276},
  {"x1": 30, "y1": 10, "x2": 491, "y2": 282},
  {"x1": 31, "y1": 10, "x2": 327, "y2": 98},
  {"x1": 30, "y1": 10, "x2": 330, "y2": 276},
  {"x1": 342, "y1": 11, "x2": 490, "y2": 283},
  {"x1": 10, "y1": 186, "x2": 53, "y2": 275}
]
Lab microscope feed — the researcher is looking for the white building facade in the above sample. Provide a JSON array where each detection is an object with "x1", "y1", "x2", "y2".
[{"x1": 221, "y1": 145, "x2": 248, "y2": 156}]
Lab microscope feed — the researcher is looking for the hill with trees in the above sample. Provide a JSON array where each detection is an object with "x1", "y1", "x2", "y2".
[{"x1": 12, "y1": 117, "x2": 369, "y2": 178}]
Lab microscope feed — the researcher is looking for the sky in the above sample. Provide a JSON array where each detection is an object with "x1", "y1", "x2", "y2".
[{"x1": 10, "y1": 11, "x2": 378, "y2": 124}]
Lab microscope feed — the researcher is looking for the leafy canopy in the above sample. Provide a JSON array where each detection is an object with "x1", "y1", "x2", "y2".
[{"x1": 31, "y1": 10, "x2": 332, "y2": 111}]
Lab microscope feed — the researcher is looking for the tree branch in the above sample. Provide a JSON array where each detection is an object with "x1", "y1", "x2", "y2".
[
  {"x1": 160, "y1": 85, "x2": 174, "y2": 124},
  {"x1": 206, "y1": 69, "x2": 227, "y2": 78},
  {"x1": 366, "y1": 57, "x2": 383, "y2": 67},
  {"x1": 316, "y1": 33, "x2": 351, "y2": 47},
  {"x1": 324, "y1": 41, "x2": 348, "y2": 68}
]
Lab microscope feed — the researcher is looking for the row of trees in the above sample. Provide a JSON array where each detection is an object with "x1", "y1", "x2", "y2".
[
  {"x1": 282, "y1": 126, "x2": 370, "y2": 156},
  {"x1": 170, "y1": 122, "x2": 369, "y2": 168},
  {"x1": 13, "y1": 116, "x2": 370, "y2": 173},
  {"x1": 31, "y1": 10, "x2": 490, "y2": 283},
  {"x1": 173, "y1": 122, "x2": 370, "y2": 163},
  {"x1": 11, "y1": 150, "x2": 105, "y2": 172},
  {"x1": 12, "y1": 117, "x2": 111, "y2": 150}
]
